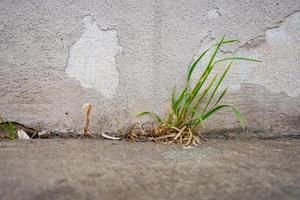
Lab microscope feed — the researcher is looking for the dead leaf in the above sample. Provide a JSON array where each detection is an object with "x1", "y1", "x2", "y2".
[
  {"x1": 17, "y1": 129, "x2": 30, "y2": 139},
  {"x1": 101, "y1": 132, "x2": 120, "y2": 140}
]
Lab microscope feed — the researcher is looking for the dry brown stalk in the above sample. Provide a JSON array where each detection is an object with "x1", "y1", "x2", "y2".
[{"x1": 83, "y1": 103, "x2": 92, "y2": 135}]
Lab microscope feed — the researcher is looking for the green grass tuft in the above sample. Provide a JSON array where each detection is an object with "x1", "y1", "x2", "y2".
[
  {"x1": 0, "y1": 115, "x2": 17, "y2": 139},
  {"x1": 132, "y1": 35, "x2": 260, "y2": 145}
]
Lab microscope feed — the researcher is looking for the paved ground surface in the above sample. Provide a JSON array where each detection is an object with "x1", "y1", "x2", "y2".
[{"x1": 0, "y1": 139, "x2": 299, "y2": 200}]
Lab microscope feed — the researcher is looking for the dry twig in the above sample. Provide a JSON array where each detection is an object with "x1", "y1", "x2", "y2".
[{"x1": 83, "y1": 103, "x2": 92, "y2": 135}]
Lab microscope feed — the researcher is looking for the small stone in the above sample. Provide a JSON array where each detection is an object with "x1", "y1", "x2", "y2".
[{"x1": 38, "y1": 130, "x2": 51, "y2": 138}]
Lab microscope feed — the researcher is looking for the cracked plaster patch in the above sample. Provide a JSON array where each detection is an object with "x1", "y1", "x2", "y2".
[
  {"x1": 239, "y1": 11, "x2": 300, "y2": 97},
  {"x1": 192, "y1": 11, "x2": 300, "y2": 97},
  {"x1": 206, "y1": 9, "x2": 221, "y2": 19},
  {"x1": 65, "y1": 16, "x2": 121, "y2": 99}
]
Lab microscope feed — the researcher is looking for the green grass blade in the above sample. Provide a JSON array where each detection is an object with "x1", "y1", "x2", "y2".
[
  {"x1": 185, "y1": 40, "x2": 222, "y2": 105},
  {"x1": 192, "y1": 35, "x2": 226, "y2": 95},
  {"x1": 211, "y1": 87, "x2": 228, "y2": 109},
  {"x1": 202, "y1": 61, "x2": 233, "y2": 114},
  {"x1": 191, "y1": 74, "x2": 218, "y2": 118},
  {"x1": 214, "y1": 57, "x2": 261, "y2": 65},
  {"x1": 189, "y1": 109, "x2": 206, "y2": 128},
  {"x1": 186, "y1": 36, "x2": 235, "y2": 85},
  {"x1": 187, "y1": 48, "x2": 210, "y2": 82},
  {"x1": 7, "y1": 122, "x2": 17, "y2": 139},
  {"x1": 171, "y1": 87, "x2": 188, "y2": 125},
  {"x1": 231, "y1": 107, "x2": 246, "y2": 127},
  {"x1": 221, "y1": 39, "x2": 240, "y2": 44},
  {"x1": 211, "y1": 39, "x2": 239, "y2": 48},
  {"x1": 202, "y1": 104, "x2": 245, "y2": 126},
  {"x1": 206, "y1": 35, "x2": 225, "y2": 71},
  {"x1": 171, "y1": 87, "x2": 176, "y2": 110},
  {"x1": 174, "y1": 88, "x2": 187, "y2": 113},
  {"x1": 179, "y1": 36, "x2": 226, "y2": 122},
  {"x1": 190, "y1": 35, "x2": 225, "y2": 96},
  {"x1": 137, "y1": 112, "x2": 162, "y2": 123},
  {"x1": 202, "y1": 105, "x2": 231, "y2": 120}
]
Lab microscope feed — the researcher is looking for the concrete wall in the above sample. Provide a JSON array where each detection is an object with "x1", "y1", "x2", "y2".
[{"x1": 1, "y1": 0, "x2": 300, "y2": 135}]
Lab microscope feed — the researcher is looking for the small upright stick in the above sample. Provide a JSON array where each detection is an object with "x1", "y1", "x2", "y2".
[{"x1": 83, "y1": 103, "x2": 92, "y2": 135}]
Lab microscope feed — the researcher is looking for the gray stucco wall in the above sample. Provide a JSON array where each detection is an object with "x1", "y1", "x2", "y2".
[{"x1": 1, "y1": 0, "x2": 299, "y2": 135}]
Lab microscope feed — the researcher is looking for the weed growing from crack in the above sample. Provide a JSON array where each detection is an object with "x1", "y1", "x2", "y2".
[
  {"x1": 0, "y1": 116, "x2": 17, "y2": 139},
  {"x1": 129, "y1": 36, "x2": 260, "y2": 145}
]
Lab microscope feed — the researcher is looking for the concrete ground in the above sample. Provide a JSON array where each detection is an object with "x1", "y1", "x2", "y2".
[{"x1": 0, "y1": 139, "x2": 299, "y2": 200}]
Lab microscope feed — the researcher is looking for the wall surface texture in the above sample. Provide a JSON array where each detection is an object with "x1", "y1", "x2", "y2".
[{"x1": 1, "y1": 0, "x2": 300, "y2": 135}]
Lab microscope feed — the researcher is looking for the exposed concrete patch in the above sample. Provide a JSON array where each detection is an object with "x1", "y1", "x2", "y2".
[
  {"x1": 212, "y1": 11, "x2": 300, "y2": 97},
  {"x1": 65, "y1": 16, "x2": 122, "y2": 99},
  {"x1": 242, "y1": 11, "x2": 300, "y2": 97},
  {"x1": 220, "y1": 10, "x2": 300, "y2": 54}
]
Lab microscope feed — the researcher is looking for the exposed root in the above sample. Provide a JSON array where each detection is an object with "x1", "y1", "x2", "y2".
[{"x1": 127, "y1": 122, "x2": 205, "y2": 145}]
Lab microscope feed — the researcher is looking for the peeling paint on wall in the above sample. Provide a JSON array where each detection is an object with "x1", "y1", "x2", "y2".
[
  {"x1": 235, "y1": 11, "x2": 300, "y2": 97},
  {"x1": 65, "y1": 16, "x2": 122, "y2": 99},
  {"x1": 193, "y1": 11, "x2": 300, "y2": 97}
]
